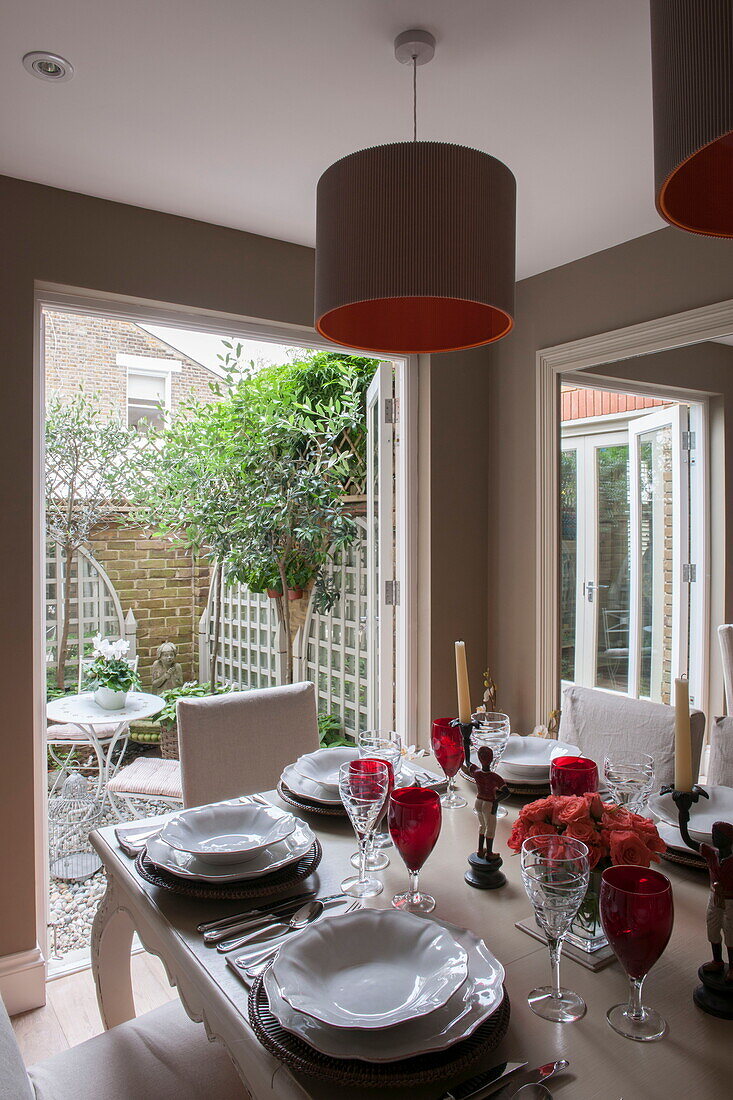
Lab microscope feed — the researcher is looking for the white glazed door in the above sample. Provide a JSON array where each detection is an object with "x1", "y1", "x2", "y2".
[{"x1": 366, "y1": 362, "x2": 396, "y2": 730}]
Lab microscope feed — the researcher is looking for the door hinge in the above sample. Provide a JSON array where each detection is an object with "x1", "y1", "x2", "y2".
[
  {"x1": 384, "y1": 398, "x2": 399, "y2": 424},
  {"x1": 683, "y1": 563, "x2": 697, "y2": 583},
  {"x1": 682, "y1": 431, "x2": 696, "y2": 451},
  {"x1": 385, "y1": 579, "x2": 400, "y2": 605}
]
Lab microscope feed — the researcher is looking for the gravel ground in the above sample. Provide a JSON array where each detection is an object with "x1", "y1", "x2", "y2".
[{"x1": 48, "y1": 750, "x2": 175, "y2": 960}]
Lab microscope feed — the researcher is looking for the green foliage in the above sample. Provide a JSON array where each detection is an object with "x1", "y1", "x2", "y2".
[
  {"x1": 85, "y1": 655, "x2": 141, "y2": 693},
  {"x1": 156, "y1": 681, "x2": 233, "y2": 729},
  {"x1": 317, "y1": 713, "x2": 353, "y2": 747}
]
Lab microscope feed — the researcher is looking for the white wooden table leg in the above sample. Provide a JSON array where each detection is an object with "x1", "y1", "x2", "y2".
[{"x1": 91, "y1": 875, "x2": 135, "y2": 1029}]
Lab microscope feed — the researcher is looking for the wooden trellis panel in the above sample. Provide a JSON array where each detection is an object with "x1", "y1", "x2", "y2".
[{"x1": 207, "y1": 567, "x2": 285, "y2": 689}]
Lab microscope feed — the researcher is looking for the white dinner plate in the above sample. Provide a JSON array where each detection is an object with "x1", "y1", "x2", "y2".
[
  {"x1": 160, "y1": 801, "x2": 296, "y2": 865},
  {"x1": 655, "y1": 819, "x2": 693, "y2": 853},
  {"x1": 264, "y1": 918, "x2": 504, "y2": 1062},
  {"x1": 272, "y1": 909, "x2": 468, "y2": 1030},
  {"x1": 146, "y1": 819, "x2": 314, "y2": 882},
  {"x1": 648, "y1": 785, "x2": 733, "y2": 845},
  {"x1": 291, "y1": 746, "x2": 359, "y2": 788},
  {"x1": 281, "y1": 762, "x2": 343, "y2": 805}
]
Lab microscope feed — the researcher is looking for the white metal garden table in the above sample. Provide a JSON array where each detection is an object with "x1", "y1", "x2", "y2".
[{"x1": 47, "y1": 691, "x2": 164, "y2": 817}]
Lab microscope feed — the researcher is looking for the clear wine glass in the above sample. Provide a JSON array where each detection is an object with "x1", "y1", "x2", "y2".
[
  {"x1": 600, "y1": 864, "x2": 673, "y2": 1041},
  {"x1": 471, "y1": 712, "x2": 511, "y2": 817},
  {"x1": 339, "y1": 759, "x2": 389, "y2": 898},
  {"x1": 520, "y1": 834, "x2": 590, "y2": 1022},
  {"x1": 431, "y1": 718, "x2": 467, "y2": 808},
  {"x1": 352, "y1": 731, "x2": 402, "y2": 867},
  {"x1": 388, "y1": 786, "x2": 442, "y2": 913},
  {"x1": 603, "y1": 752, "x2": 655, "y2": 814}
]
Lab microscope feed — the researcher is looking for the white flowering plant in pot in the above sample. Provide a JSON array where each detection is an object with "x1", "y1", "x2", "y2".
[{"x1": 88, "y1": 635, "x2": 140, "y2": 710}]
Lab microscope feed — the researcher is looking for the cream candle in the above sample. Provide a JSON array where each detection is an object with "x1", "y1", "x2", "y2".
[
  {"x1": 674, "y1": 676, "x2": 693, "y2": 792},
  {"x1": 455, "y1": 640, "x2": 471, "y2": 724}
]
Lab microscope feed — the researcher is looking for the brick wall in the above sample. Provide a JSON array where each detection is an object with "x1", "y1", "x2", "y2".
[
  {"x1": 88, "y1": 521, "x2": 211, "y2": 687},
  {"x1": 44, "y1": 309, "x2": 219, "y2": 418}
]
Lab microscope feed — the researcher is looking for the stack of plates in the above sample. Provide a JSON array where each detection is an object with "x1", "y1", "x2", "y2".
[
  {"x1": 648, "y1": 785, "x2": 733, "y2": 853},
  {"x1": 281, "y1": 746, "x2": 445, "y2": 807},
  {"x1": 261, "y1": 908, "x2": 505, "y2": 1062},
  {"x1": 145, "y1": 798, "x2": 315, "y2": 883},
  {"x1": 466, "y1": 734, "x2": 580, "y2": 788}
]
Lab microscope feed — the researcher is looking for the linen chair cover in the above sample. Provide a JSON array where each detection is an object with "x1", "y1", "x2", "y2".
[
  {"x1": 0, "y1": 994, "x2": 248, "y2": 1100},
  {"x1": 558, "y1": 684, "x2": 705, "y2": 787},
  {"x1": 178, "y1": 681, "x2": 319, "y2": 808},
  {"x1": 707, "y1": 716, "x2": 733, "y2": 787},
  {"x1": 718, "y1": 625, "x2": 733, "y2": 715}
]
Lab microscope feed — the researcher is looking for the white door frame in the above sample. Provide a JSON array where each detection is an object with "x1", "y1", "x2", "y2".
[
  {"x1": 535, "y1": 293, "x2": 733, "y2": 723},
  {"x1": 35, "y1": 283, "x2": 420, "y2": 961}
]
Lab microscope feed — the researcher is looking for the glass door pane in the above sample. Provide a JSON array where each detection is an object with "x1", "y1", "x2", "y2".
[
  {"x1": 560, "y1": 448, "x2": 578, "y2": 681},
  {"x1": 594, "y1": 443, "x2": 630, "y2": 692},
  {"x1": 365, "y1": 362, "x2": 395, "y2": 729}
]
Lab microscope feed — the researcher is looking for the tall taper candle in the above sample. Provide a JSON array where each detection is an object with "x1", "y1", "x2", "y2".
[
  {"x1": 674, "y1": 677, "x2": 693, "y2": 792},
  {"x1": 455, "y1": 640, "x2": 472, "y2": 724}
]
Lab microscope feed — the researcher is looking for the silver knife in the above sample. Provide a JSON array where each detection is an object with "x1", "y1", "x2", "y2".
[{"x1": 440, "y1": 1061, "x2": 527, "y2": 1100}]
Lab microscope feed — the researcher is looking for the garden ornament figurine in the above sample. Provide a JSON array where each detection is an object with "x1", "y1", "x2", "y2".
[
  {"x1": 465, "y1": 745, "x2": 509, "y2": 890},
  {"x1": 151, "y1": 641, "x2": 183, "y2": 692},
  {"x1": 695, "y1": 820, "x2": 733, "y2": 1019}
]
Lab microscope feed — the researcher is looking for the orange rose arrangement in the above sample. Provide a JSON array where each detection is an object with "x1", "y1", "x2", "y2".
[{"x1": 507, "y1": 792, "x2": 666, "y2": 870}]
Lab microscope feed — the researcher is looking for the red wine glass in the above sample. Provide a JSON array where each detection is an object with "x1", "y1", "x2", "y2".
[
  {"x1": 388, "y1": 786, "x2": 442, "y2": 913},
  {"x1": 550, "y1": 756, "x2": 599, "y2": 797},
  {"x1": 431, "y1": 718, "x2": 466, "y2": 808},
  {"x1": 599, "y1": 865, "x2": 674, "y2": 1041}
]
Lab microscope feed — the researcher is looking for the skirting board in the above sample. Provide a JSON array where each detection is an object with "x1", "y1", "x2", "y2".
[
  {"x1": 0, "y1": 945, "x2": 46, "y2": 1014},
  {"x1": 515, "y1": 918, "x2": 616, "y2": 972}
]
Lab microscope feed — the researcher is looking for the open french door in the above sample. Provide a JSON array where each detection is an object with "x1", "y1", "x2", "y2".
[{"x1": 366, "y1": 362, "x2": 396, "y2": 730}]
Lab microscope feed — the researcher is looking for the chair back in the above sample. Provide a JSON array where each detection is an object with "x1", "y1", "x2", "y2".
[
  {"x1": 558, "y1": 684, "x2": 705, "y2": 787},
  {"x1": 718, "y1": 625, "x2": 733, "y2": 715},
  {"x1": 177, "y1": 681, "x2": 319, "y2": 807},
  {"x1": 0, "y1": 994, "x2": 34, "y2": 1100},
  {"x1": 708, "y1": 716, "x2": 733, "y2": 786}
]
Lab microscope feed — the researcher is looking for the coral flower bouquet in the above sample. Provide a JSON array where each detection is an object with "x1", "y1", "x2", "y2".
[{"x1": 508, "y1": 792, "x2": 667, "y2": 951}]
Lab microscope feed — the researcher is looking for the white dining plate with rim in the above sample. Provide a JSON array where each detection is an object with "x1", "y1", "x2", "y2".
[
  {"x1": 263, "y1": 918, "x2": 504, "y2": 1061},
  {"x1": 272, "y1": 909, "x2": 469, "y2": 1030},
  {"x1": 291, "y1": 746, "x2": 359, "y2": 788},
  {"x1": 146, "y1": 819, "x2": 315, "y2": 882},
  {"x1": 493, "y1": 735, "x2": 581, "y2": 780},
  {"x1": 281, "y1": 762, "x2": 344, "y2": 805},
  {"x1": 648, "y1": 785, "x2": 733, "y2": 844},
  {"x1": 160, "y1": 801, "x2": 296, "y2": 865}
]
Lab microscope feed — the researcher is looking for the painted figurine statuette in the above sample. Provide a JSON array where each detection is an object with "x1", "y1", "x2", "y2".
[
  {"x1": 465, "y1": 745, "x2": 509, "y2": 890},
  {"x1": 695, "y1": 820, "x2": 733, "y2": 1019}
]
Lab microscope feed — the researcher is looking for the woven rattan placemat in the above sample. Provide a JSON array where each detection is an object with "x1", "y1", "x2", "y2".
[
  {"x1": 277, "y1": 780, "x2": 347, "y2": 817},
  {"x1": 248, "y1": 973, "x2": 510, "y2": 1087},
  {"x1": 135, "y1": 839, "x2": 322, "y2": 900},
  {"x1": 460, "y1": 765, "x2": 550, "y2": 799},
  {"x1": 661, "y1": 846, "x2": 707, "y2": 871}
]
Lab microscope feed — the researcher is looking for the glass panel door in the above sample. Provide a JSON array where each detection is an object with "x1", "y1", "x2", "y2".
[
  {"x1": 560, "y1": 447, "x2": 578, "y2": 682},
  {"x1": 366, "y1": 362, "x2": 396, "y2": 729},
  {"x1": 593, "y1": 441, "x2": 630, "y2": 693}
]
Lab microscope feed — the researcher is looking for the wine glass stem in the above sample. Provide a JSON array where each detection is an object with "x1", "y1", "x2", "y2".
[
  {"x1": 408, "y1": 869, "x2": 419, "y2": 901},
  {"x1": 446, "y1": 773, "x2": 455, "y2": 798},
  {"x1": 627, "y1": 976, "x2": 646, "y2": 1021},
  {"x1": 547, "y1": 935, "x2": 562, "y2": 1001},
  {"x1": 358, "y1": 834, "x2": 369, "y2": 883}
]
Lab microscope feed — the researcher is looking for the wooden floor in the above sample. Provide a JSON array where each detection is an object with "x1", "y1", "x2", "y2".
[{"x1": 11, "y1": 953, "x2": 177, "y2": 1066}]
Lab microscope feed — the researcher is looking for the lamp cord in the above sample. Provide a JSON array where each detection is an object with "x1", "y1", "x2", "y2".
[{"x1": 413, "y1": 55, "x2": 417, "y2": 141}]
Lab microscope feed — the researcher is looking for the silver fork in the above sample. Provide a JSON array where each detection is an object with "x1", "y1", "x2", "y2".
[{"x1": 235, "y1": 900, "x2": 361, "y2": 978}]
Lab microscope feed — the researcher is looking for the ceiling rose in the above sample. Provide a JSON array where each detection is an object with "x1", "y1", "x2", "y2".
[{"x1": 314, "y1": 30, "x2": 516, "y2": 355}]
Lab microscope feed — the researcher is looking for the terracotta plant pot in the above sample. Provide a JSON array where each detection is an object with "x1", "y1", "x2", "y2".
[
  {"x1": 266, "y1": 588, "x2": 283, "y2": 598},
  {"x1": 287, "y1": 588, "x2": 304, "y2": 601}
]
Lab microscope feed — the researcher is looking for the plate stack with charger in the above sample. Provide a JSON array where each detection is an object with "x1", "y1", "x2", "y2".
[
  {"x1": 647, "y1": 785, "x2": 733, "y2": 869},
  {"x1": 463, "y1": 735, "x2": 580, "y2": 796},
  {"x1": 135, "y1": 798, "x2": 321, "y2": 899},
  {"x1": 247, "y1": 907, "x2": 509, "y2": 1088}
]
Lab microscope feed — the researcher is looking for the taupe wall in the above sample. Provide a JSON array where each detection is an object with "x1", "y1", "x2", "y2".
[
  {"x1": 489, "y1": 226, "x2": 733, "y2": 730},
  {"x1": 0, "y1": 175, "x2": 490, "y2": 966}
]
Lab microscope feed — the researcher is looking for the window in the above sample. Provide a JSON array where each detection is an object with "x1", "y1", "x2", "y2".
[{"x1": 127, "y1": 370, "x2": 167, "y2": 430}]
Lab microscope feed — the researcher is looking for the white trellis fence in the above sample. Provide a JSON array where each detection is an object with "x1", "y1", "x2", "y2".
[
  {"x1": 45, "y1": 541, "x2": 137, "y2": 689},
  {"x1": 199, "y1": 519, "x2": 369, "y2": 736}
]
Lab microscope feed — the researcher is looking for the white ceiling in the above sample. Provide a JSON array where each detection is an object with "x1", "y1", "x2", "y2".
[{"x1": 1, "y1": 0, "x2": 664, "y2": 280}]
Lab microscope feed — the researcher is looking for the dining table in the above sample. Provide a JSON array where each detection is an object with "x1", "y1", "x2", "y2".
[{"x1": 89, "y1": 766, "x2": 730, "y2": 1100}]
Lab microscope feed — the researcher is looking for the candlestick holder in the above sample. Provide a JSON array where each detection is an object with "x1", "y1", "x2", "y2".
[
  {"x1": 659, "y1": 783, "x2": 733, "y2": 1020},
  {"x1": 452, "y1": 718, "x2": 479, "y2": 776}
]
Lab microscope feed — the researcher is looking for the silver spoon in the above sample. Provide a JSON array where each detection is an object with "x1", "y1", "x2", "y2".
[
  {"x1": 219, "y1": 899, "x2": 324, "y2": 954},
  {"x1": 242, "y1": 899, "x2": 361, "y2": 978}
]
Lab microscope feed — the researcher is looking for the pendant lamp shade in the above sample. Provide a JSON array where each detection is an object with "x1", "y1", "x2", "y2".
[
  {"x1": 315, "y1": 141, "x2": 516, "y2": 354},
  {"x1": 651, "y1": 0, "x2": 733, "y2": 237}
]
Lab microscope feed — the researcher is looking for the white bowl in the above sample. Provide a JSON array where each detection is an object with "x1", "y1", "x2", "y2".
[
  {"x1": 281, "y1": 763, "x2": 344, "y2": 805},
  {"x1": 497, "y1": 735, "x2": 581, "y2": 780},
  {"x1": 291, "y1": 746, "x2": 359, "y2": 788},
  {"x1": 147, "y1": 819, "x2": 314, "y2": 882},
  {"x1": 272, "y1": 909, "x2": 468, "y2": 1030},
  {"x1": 160, "y1": 801, "x2": 296, "y2": 865},
  {"x1": 264, "y1": 918, "x2": 504, "y2": 1061},
  {"x1": 648, "y1": 785, "x2": 733, "y2": 845}
]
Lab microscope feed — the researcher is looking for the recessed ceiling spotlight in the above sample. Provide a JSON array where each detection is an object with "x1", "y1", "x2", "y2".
[{"x1": 22, "y1": 51, "x2": 74, "y2": 82}]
